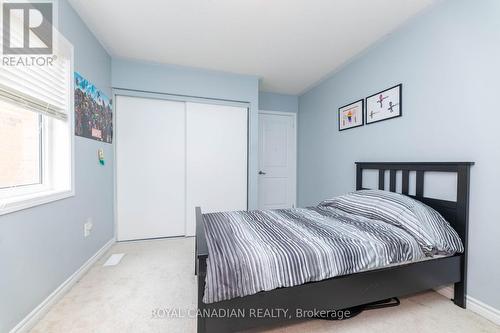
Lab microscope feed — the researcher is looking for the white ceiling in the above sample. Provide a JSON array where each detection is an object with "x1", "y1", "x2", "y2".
[{"x1": 68, "y1": 0, "x2": 435, "y2": 95}]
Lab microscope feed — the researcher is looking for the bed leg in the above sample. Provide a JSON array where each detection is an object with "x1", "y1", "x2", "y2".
[
  {"x1": 197, "y1": 256, "x2": 207, "y2": 333},
  {"x1": 453, "y1": 281, "x2": 466, "y2": 308},
  {"x1": 197, "y1": 277, "x2": 206, "y2": 333},
  {"x1": 453, "y1": 249, "x2": 467, "y2": 308},
  {"x1": 197, "y1": 312, "x2": 206, "y2": 333}
]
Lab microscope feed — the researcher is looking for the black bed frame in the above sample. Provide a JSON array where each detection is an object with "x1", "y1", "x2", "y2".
[{"x1": 195, "y1": 162, "x2": 474, "y2": 333}]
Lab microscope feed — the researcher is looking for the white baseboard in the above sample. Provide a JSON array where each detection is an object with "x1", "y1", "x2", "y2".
[
  {"x1": 468, "y1": 295, "x2": 500, "y2": 326},
  {"x1": 9, "y1": 238, "x2": 115, "y2": 333},
  {"x1": 435, "y1": 285, "x2": 500, "y2": 326}
]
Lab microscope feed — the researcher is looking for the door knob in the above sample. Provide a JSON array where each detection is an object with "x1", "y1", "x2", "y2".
[{"x1": 259, "y1": 171, "x2": 266, "y2": 175}]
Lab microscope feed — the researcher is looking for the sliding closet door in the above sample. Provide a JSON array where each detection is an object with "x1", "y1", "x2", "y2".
[
  {"x1": 185, "y1": 102, "x2": 248, "y2": 236},
  {"x1": 116, "y1": 96, "x2": 186, "y2": 241}
]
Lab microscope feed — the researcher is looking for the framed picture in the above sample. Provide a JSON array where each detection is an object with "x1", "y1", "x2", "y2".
[
  {"x1": 338, "y1": 99, "x2": 364, "y2": 131},
  {"x1": 365, "y1": 84, "x2": 402, "y2": 124}
]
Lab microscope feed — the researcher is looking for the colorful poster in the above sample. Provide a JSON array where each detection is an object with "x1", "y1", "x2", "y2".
[{"x1": 74, "y1": 72, "x2": 113, "y2": 143}]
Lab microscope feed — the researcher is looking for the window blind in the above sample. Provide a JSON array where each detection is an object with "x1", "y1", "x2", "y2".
[{"x1": 0, "y1": 10, "x2": 72, "y2": 121}]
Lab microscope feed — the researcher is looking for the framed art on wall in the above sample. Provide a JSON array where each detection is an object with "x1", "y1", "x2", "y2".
[
  {"x1": 365, "y1": 84, "x2": 402, "y2": 124},
  {"x1": 339, "y1": 99, "x2": 364, "y2": 131}
]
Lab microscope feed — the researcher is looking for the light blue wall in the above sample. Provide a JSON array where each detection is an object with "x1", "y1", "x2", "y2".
[
  {"x1": 298, "y1": 0, "x2": 500, "y2": 310},
  {"x1": 0, "y1": 1, "x2": 113, "y2": 332},
  {"x1": 112, "y1": 58, "x2": 260, "y2": 209},
  {"x1": 259, "y1": 92, "x2": 298, "y2": 113}
]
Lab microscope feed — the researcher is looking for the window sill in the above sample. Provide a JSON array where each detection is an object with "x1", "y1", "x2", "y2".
[{"x1": 0, "y1": 189, "x2": 75, "y2": 216}]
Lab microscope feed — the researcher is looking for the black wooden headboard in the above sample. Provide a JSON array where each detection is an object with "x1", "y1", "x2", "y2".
[
  {"x1": 355, "y1": 162, "x2": 474, "y2": 304},
  {"x1": 355, "y1": 162, "x2": 473, "y2": 245}
]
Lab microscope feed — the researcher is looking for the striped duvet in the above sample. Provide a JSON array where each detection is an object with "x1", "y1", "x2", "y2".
[{"x1": 202, "y1": 190, "x2": 463, "y2": 304}]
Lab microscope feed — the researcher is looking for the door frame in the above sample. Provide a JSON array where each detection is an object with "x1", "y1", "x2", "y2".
[{"x1": 258, "y1": 110, "x2": 297, "y2": 209}]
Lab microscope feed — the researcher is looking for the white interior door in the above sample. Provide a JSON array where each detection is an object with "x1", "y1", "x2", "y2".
[
  {"x1": 185, "y1": 102, "x2": 248, "y2": 236},
  {"x1": 116, "y1": 96, "x2": 186, "y2": 241},
  {"x1": 258, "y1": 112, "x2": 296, "y2": 210}
]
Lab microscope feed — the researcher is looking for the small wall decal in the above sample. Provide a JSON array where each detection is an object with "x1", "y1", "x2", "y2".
[{"x1": 98, "y1": 148, "x2": 105, "y2": 166}]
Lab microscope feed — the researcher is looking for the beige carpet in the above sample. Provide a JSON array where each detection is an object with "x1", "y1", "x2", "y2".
[{"x1": 31, "y1": 238, "x2": 499, "y2": 333}]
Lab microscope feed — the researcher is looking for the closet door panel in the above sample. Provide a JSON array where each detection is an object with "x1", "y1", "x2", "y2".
[
  {"x1": 116, "y1": 96, "x2": 186, "y2": 241},
  {"x1": 186, "y1": 102, "x2": 248, "y2": 236}
]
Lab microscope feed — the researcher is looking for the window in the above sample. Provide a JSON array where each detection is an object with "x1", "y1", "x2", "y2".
[
  {"x1": 0, "y1": 29, "x2": 74, "y2": 215},
  {"x1": 0, "y1": 105, "x2": 42, "y2": 188}
]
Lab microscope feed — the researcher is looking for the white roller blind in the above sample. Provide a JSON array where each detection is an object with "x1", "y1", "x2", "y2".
[{"x1": 0, "y1": 7, "x2": 72, "y2": 121}]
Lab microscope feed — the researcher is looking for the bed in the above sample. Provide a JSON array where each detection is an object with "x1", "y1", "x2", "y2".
[{"x1": 195, "y1": 162, "x2": 473, "y2": 333}]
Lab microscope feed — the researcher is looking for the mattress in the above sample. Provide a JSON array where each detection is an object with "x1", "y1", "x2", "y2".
[{"x1": 202, "y1": 205, "x2": 460, "y2": 304}]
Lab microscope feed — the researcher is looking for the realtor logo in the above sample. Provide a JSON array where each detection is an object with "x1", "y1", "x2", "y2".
[{"x1": 2, "y1": 2, "x2": 53, "y2": 54}]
